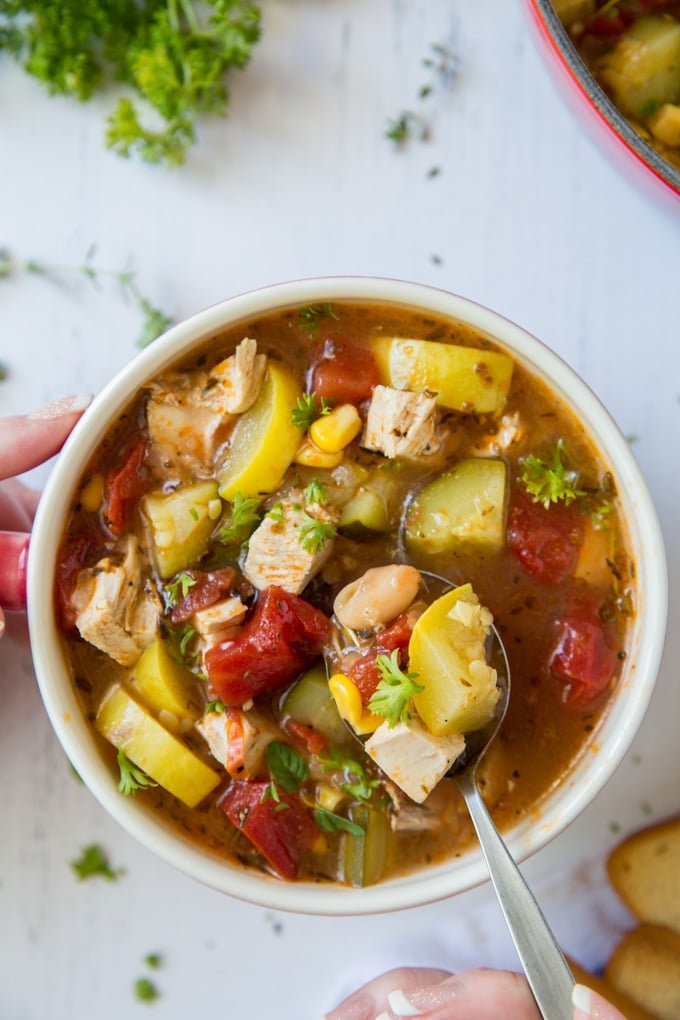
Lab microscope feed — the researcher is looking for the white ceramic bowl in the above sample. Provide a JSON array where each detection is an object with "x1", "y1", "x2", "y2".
[
  {"x1": 526, "y1": 0, "x2": 680, "y2": 203},
  {"x1": 26, "y1": 277, "x2": 667, "y2": 915}
]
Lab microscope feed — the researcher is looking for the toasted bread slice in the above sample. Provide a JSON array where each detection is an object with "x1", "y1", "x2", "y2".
[
  {"x1": 607, "y1": 816, "x2": 680, "y2": 933},
  {"x1": 567, "y1": 957, "x2": 656, "y2": 1019},
  {"x1": 605, "y1": 924, "x2": 680, "y2": 1020}
]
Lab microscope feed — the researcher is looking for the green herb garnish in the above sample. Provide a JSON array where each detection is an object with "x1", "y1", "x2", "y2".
[
  {"x1": 134, "y1": 977, "x2": 160, "y2": 1003},
  {"x1": 313, "y1": 806, "x2": 365, "y2": 836},
  {"x1": 266, "y1": 501, "x2": 286, "y2": 523},
  {"x1": 298, "y1": 303, "x2": 339, "y2": 334},
  {"x1": 266, "y1": 741, "x2": 309, "y2": 793},
  {"x1": 219, "y1": 490, "x2": 261, "y2": 544},
  {"x1": 303, "y1": 478, "x2": 327, "y2": 505},
  {"x1": 165, "y1": 571, "x2": 197, "y2": 606},
  {"x1": 70, "y1": 843, "x2": 121, "y2": 881},
  {"x1": 298, "y1": 513, "x2": 336, "y2": 554},
  {"x1": 519, "y1": 439, "x2": 586, "y2": 508},
  {"x1": 205, "y1": 698, "x2": 227, "y2": 714},
  {"x1": 117, "y1": 748, "x2": 158, "y2": 796},
  {"x1": 368, "y1": 649, "x2": 424, "y2": 727},
  {"x1": 0, "y1": 1, "x2": 262, "y2": 167},
  {"x1": 290, "y1": 392, "x2": 333, "y2": 431},
  {"x1": 145, "y1": 953, "x2": 163, "y2": 970}
]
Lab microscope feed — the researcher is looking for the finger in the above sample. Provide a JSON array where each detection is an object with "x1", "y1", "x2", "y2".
[
  {"x1": 378, "y1": 969, "x2": 541, "y2": 1020},
  {"x1": 572, "y1": 984, "x2": 627, "y2": 1020},
  {"x1": 323, "y1": 968, "x2": 452, "y2": 1020},
  {"x1": 0, "y1": 395, "x2": 92, "y2": 481},
  {"x1": 0, "y1": 606, "x2": 4, "y2": 640},
  {"x1": 0, "y1": 481, "x2": 38, "y2": 531}
]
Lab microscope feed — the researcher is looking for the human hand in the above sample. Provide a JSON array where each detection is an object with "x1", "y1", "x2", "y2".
[
  {"x1": 322, "y1": 966, "x2": 627, "y2": 1020},
  {"x1": 0, "y1": 395, "x2": 91, "y2": 639}
]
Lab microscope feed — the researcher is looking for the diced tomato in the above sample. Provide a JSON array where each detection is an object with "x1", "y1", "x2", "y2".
[
  {"x1": 205, "y1": 586, "x2": 331, "y2": 706},
  {"x1": 507, "y1": 493, "x2": 584, "y2": 585},
  {"x1": 587, "y1": 12, "x2": 626, "y2": 36},
  {"x1": 54, "y1": 527, "x2": 105, "y2": 631},
  {"x1": 104, "y1": 436, "x2": 148, "y2": 536},
  {"x1": 345, "y1": 615, "x2": 413, "y2": 705},
  {"x1": 311, "y1": 342, "x2": 381, "y2": 405},
  {"x1": 284, "y1": 719, "x2": 326, "y2": 756},
  {"x1": 170, "y1": 567, "x2": 236, "y2": 624},
  {"x1": 550, "y1": 597, "x2": 618, "y2": 707},
  {"x1": 377, "y1": 612, "x2": 414, "y2": 653},
  {"x1": 220, "y1": 780, "x2": 319, "y2": 880}
]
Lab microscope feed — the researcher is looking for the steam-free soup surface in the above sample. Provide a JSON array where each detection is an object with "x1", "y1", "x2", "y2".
[{"x1": 57, "y1": 301, "x2": 634, "y2": 886}]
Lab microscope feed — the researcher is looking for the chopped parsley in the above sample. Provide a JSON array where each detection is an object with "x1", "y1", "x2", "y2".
[
  {"x1": 165, "y1": 621, "x2": 198, "y2": 664},
  {"x1": 164, "y1": 571, "x2": 196, "y2": 606},
  {"x1": 117, "y1": 748, "x2": 158, "y2": 796},
  {"x1": 319, "y1": 747, "x2": 380, "y2": 804},
  {"x1": 303, "y1": 478, "x2": 327, "y2": 505},
  {"x1": 313, "y1": 806, "x2": 365, "y2": 836},
  {"x1": 134, "y1": 977, "x2": 160, "y2": 1003},
  {"x1": 219, "y1": 490, "x2": 261, "y2": 544},
  {"x1": 266, "y1": 500, "x2": 286, "y2": 523},
  {"x1": 298, "y1": 303, "x2": 339, "y2": 334},
  {"x1": 298, "y1": 513, "x2": 336, "y2": 554},
  {"x1": 266, "y1": 741, "x2": 309, "y2": 793},
  {"x1": 368, "y1": 649, "x2": 425, "y2": 727},
  {"x1": 204, "y1": 698, "x2": 227, "y2": 714},
  {"x1": 188, "y1": 505, "x2": 199, "y2": 521},
  {"x1": 70, "y1": 843, "x2": 121, "y2": 881},
  {"x1": 144, "y1": 953, "x2": 163, "y2": 970},
  {"x1": 519, "y1": 439, "x2": 586, "y2": 508},
  {"x1": 291, "y1": 392, "x2": 333, "y2": 431}
]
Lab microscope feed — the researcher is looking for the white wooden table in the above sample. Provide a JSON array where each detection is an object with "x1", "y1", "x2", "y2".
[{"x1": 1, "y1": 2, "x2": 678, "y2": 1017}]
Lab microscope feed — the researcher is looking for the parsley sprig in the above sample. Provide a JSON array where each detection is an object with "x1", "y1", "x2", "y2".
[
  {"x1": 165, "y1": 571, "x2": 196, "y2": 606},
  {"x1": 298, "y1": 303, "x2": 339, "y2": 334},
  {"x1": 291, "y1": 392, "x2": 334, "y2": 432},
  {"x1": 519, "y1": 439, "x2": 586, "y2": 509},
  {"x1": 0, "y1": 0, "x2": 262, "y2": 167},
  {"x1": 219, "y1": 490, "x2": 261, "y2": 544},
  {"x1": 70, "y1": 843, "x2": 122, "y2": 881},
  {"x1": 299, "y1": 512, "x2": 336, "y2": 554},
  {"x1": 319, "y1": 747, "x2": 380, "y2": 804},
  {"x1": 117, "y1": 748, "x2": 158, "y2": 796},
  {"x1": 368, "y1": 649, "x2": 425, "y2": 727}
]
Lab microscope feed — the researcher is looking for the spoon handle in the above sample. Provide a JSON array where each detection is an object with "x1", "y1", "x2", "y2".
[{"x1": 456, "y1": 774, "x2": 575, "y2": 1020}]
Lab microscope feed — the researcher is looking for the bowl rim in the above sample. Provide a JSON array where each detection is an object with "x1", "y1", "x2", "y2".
[
  {"x1": 527, "y1": 0, "x2": 680, "y2": 198},
  {"x1": 27, "y1": 276, "x2": 668, "y2": 915}
]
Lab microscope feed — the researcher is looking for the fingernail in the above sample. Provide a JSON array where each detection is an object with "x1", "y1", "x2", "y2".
[
  {"x1": 387, "y1": 989, "x2": 423, "y2": 1016},
  {"x1": 29, "y1": 394, "x2": 92, "y2": 420},
  {"x1": 572, "y1": 984, "x2": 593, "y2": 1016},
  {"x1": 390, "y1": 980, "x2": 457, "y2": 1013}
]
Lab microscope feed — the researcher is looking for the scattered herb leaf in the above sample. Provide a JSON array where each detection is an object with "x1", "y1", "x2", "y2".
[
  {"x1": 303, "y1": 478, "x2": 327, "y2": 505},
  {"x1": 134, "y1": 977, "x2": 160, "y2": 1003},
  {"x1": 117, "y1": 748, "x2": 158, "y2": 796},
  {"x1": 368, "y1": 649, "x2": 424, "y2": 727},
  {"x1": 266, "y1": 741, "x2": 309, "y2": 793},
  {"x1": 298, "y1": 513, "x2": 336, "y2": 554},
  {"x1": 205, "y1": 698, "x2": 227, "y2": 714},
  {"x1": 219, "y1": 490, "x2": 261, "y2": 544},
  {"x1": 313, "y1": 806, "x2": 365, "y2": 836},
  {"x1": 165, "y1": 571, "x2": 197, "y2": 606},
  {"x1": 145, "y1": 953, "x2": 163, "y2": 970},
  {"x1": 70, "y1": 843, "x2": 121, "y2": 882},
  {"x1": 291, "y1": 392, "x2": 333, "y2": 431},
  {"x1": 298, "y1": 303, "x2": 339, "y2": 334}
]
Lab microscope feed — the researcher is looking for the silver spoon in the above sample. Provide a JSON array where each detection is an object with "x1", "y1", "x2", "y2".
[{"x1": 325, "y1": 569, "x2": 575, "y2": 1020}]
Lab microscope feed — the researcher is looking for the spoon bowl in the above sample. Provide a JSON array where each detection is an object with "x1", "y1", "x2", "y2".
[{"x1": 324, "y1": 567, "x2": 575, "y2": 1020}]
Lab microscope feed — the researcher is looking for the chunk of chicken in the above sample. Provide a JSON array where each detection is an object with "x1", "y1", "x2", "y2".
[
  {"x1": 474, "y1": 411, "x2": 525, "y2": 457},
  {"x1": 365, "y1": 717, "x2": 465, "y2": 804},
  {"x1": 196, "y1": 706, "x2": 278, "y2": 779},
  {"x1": 192, "y1": 595, "x2": 248, "y2": 651},
  {"x1": 362, "y1": 385, "x2": 439, "y2": 460},
  {"x1": 209, "y1": 337, "x2": 267, "y2": 415},
  {"x1": 147, "y1": 395, "x2": 226, "y2": 472},
  {"x1": 243, "y1": 494, "x2": 337, "y2": 595},
  {"x1": 72, "y1": 536, "x2": 161, "y2": 666}
]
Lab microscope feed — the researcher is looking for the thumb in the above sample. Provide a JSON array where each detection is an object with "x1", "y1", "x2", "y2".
[{"x1": 0, "y1": 395, "x2": 92, "y2": 480}]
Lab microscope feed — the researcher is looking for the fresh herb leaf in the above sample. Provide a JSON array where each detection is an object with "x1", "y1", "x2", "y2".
[
  {"x1": 70, "y1": 843, "x2": 121, "y2": 881},
  {"x1": 205, "y1": 698, "x2": 227, "y2": 714},
  {"x1": 134, "y1": 977, "x2": 160, "y2": 1003},
  {"x1": 385, "y1": 110, "x2": 427, "y2": 144},
  {"x1": 260, "y1": 779, "x2": 281, "y2": 803},
  {"x1": 303, "y1": 478, "x2": 327, "y2": 505},
  {"x1": 164, "y1": 571, "x2": 197, "y2": 606},
  {"x1": 165, "y1": 621, "x2": 198, "y2": 664},
  {"x1": 266, "y1": 500, "x2": 286, "y2": 523},
  {"x1": 368, "y1": 649, "x2": 424, "y2": 727},
  {"x1": 313, "y1": 806, "x2": 365, "y2": 836},
  {"x1": 298, "y1": 303, "x2": 339, "y2": 334},
  {"x1": 290, "y1": 392, "x2": 333, "y2": 431},
  {"x1": 117, "y1": 748, "x2": 158, "y2": 796},
  {"x1": 298, "y1": 513, "x2": 336, "y2": 554},
  {"x1": 0, "y1": 1, "x2": 262, "y2": 167},
  {"x1": 219, "y1": 490, "x2": 261, "y2": 544},
  {"x1": 266, "y1": 741, "x2": 309, "y2": 793},
  {"x1": 145, "y1": 953, "x2": 163, "y2": 970},
  {"x1": 188, "y1": 505, "x2": 199, "y2": 521},
  {"x1": 519, "y1": 439, "x2": 586, "y2": 508},
  {"x1": 318, "y1": 747, "x2": 380, "y2": 804}
]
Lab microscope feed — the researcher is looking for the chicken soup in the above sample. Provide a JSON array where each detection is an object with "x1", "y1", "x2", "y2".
[{"x1": 56, "y1": 301, "x2": 635, "y2": 886}]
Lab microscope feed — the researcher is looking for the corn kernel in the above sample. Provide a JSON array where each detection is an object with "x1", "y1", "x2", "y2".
[
  {"x1": 293, "y1": 437, "x2": 344, "y2": 469},
  {"x1": 208, "y1": 498, "x2": 223, "y2": 520},
  {"x1": 311, "y1": 833, "x2": 329, "y2": 855},
  {"x1": 316, "y1": 782, "x2": 346, "y2": 813},
  {"x1": 79, "y1": 473, "x2": 105, "y2": 513},
  {"x1": 310, "y1": 404, "x2": 362, "y2": 454},
  {"x1": 328, "y1": 673, "x2": 381, "y2": 735}
]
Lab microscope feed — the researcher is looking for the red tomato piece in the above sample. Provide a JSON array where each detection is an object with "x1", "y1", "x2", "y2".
[
  {"x1": 550, "y1": 599, "x2": 618, "y2": 707},
  {"x1": 104, "y1": 436, "x2": 148, "y2": 536},
  {"x1": 311, "y1": 343, "x2": 381, "y2": 405},
  {"x1": 377, "y1": 612, "x2": 414, "y2": 653},
  {"x1": 587, "y1": 12, "x2": 626, "y2": 36},
  {"x1": 507, "y1": 493, "x2": 584, "y2": 585},
  {"x1": 54, "y1": 526, "x2": 106, "y2": 631},
  {"x1": 169, "y1": 567, "x2": 236, "y2": 624},
  {"x1": 205, "y1": 586, "x2": 331, "y2": 706},
  {"x1": 220, "y1": 780, "x2": 319, "y2": 880},
  {"x1": 284, "y1": 719, "x2": 326, "y2": 756},
  {"x1": 347, "y1": 652, "x2": 383, "y2": 705}
]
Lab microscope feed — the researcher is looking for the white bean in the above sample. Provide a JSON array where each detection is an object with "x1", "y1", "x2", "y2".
[{"x1": 333, "y1": 564, "x2": 421, "y2": 631}]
